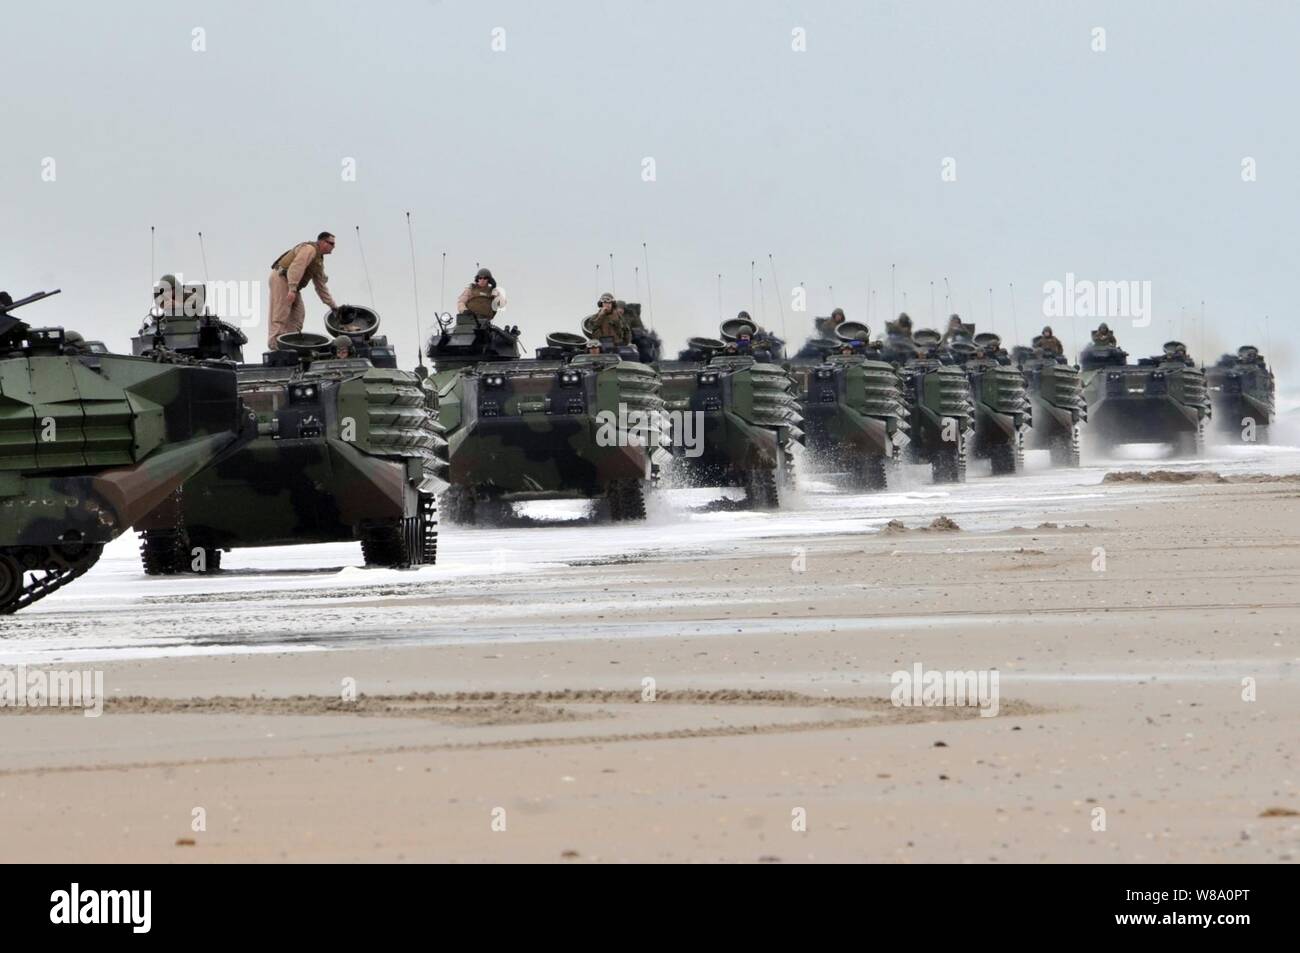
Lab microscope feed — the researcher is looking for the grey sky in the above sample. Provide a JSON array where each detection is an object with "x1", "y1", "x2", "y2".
[{"x1": 3, "y1": 0, "x2": 1296, "y2": 377}]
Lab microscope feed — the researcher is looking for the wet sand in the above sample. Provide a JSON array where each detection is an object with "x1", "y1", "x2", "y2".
[{"x1": 2, "y1": 467, "x2": 1299, "y2": 862}]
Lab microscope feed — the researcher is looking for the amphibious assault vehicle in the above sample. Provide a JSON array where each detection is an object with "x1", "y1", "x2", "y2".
[
  {"x1": 653, "y1": 325, "x2": 803, "y2": 508},
  {"x1": 0, "y1": 290, "x2": 254, "y2": 612},
  {"x1": 787, "y1": 320, "x2": 909, "y2": 489},
  {"x1": 1012, "y1": 343, "x2": 1087, "y2": 466},
  {"x1": 1079, "y1": 338, "x2": 1211, "y2": 455},
  {"x1": 1206, "y1": 346, "x2": 1275, "y2": 444},
  {"x1": 429, "y1": 312, "x2": 668, "y2": 524},
  {"x1": 133, "y1": 293, "x2": 444, "y2": 572},
  {"x1": 941, "y1": 327, "x2": 1032, "y2": 475},
  {"x1": 881, "y1": 326, "x2": 974, "y2": 483}
]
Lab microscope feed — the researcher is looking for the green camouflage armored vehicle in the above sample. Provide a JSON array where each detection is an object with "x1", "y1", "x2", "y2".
[
  {"x1": 1206, "y1": 345, "x2": 1275, "y2": 444},
  {"x1": 0, "y1": 290, "x2": 253, "y2": 612},
  {"x1": 1079, "y1": 337, "x2": 1211, "y2": 456},
  {"x1": 881, "y1": 325, "x2": 974, "y2": 483},
  {"x1": 787, "y1": 320, "x2": 909, "y2": 489},
  {"x1": 1012, "y1": 342, "x2": 1087, "y2": 466},
  {"x1": 429, "y1": 312, "x2": 668, "y2": 524},
  {"x1": 654, "y1": 329, "x2": 803, "y2": 508},
  {"x1": 941, "y1": 327, "x2": 1032, "y2": 475},
  {"x1": 133, "y1": 297, "x2": 445, "y2": 572}
]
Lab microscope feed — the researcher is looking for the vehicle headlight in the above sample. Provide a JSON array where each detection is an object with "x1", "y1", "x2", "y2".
[{"x1": 559, "y1": 370, "x2": 582, "y2": 386}]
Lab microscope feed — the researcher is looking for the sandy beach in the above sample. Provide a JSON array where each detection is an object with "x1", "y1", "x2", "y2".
[{"x1": 2, "y1": 448, "x2": 1298, "y2": 863}]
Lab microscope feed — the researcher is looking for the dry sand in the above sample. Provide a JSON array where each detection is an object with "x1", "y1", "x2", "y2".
[{"x1": 2, "y1": 474, "x2": 1298, "y2": 863}]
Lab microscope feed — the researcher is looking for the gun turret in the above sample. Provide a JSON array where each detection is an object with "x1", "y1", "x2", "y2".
[{"x1": 0, "y1": 289, "x2": 62, "y2": 344}]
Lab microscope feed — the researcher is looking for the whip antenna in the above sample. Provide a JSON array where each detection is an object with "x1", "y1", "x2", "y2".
[
  {"x1": 1200, "y1": 299, "x2": 1206, "y2": 368},
  {"x1": 1009, "y1": 282, "x2": 1019, "y2": 346},
  {"x1": 891, "y1": 263, "x2": 896, "y2": 317},
  {"x1": 768, "y1": 254, "x2": 787, "y2": 340},
  {"x1": 609, "y1": 253, "x2": 616, "y2": 296},
  {"x1": 355, "y1": 226, "x2": 376, "y2": 308},
  {"x1": 197, "y1": 231, "x2": 210, "y2": 285},
  {"x1": 642, "y1": 242, "x2": 655, "y2": 331},
  {"x1": 405, "y1": 211, "x2": 425, "y2": 369},
  {"x1": 439, "y1": 252, "x2": 446, "y2": 312},
  {"x1": 150, "y1": 226, "x2": 155, "y2": 286}
]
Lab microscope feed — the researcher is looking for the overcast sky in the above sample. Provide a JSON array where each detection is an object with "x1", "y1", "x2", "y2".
[{"x1": 3, "y1": 0, "x2": 1296, "y2": 378}]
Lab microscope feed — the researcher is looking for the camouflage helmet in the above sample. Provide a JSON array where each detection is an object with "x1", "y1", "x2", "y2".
[
  {"x1": 1097, "y1": 322, "x2": 1110, "y2": 333},
  {"x1": 1042, "y1": 325, "x2": 1053, "y2": 335},
  {"x1": 736, "y1": 322, "x2": 755, "y2": 337},
  {"x1": 897, "y1": 312, "x2": 913, "y2": 328},
  {"x1": 947, "y1": 314, "x2": 963, "y2": 327},
  {"x1": 830, "y1": 308, "x2": 845, "y2": 321},
  {"x1": 737, "y1": 310, "x2": 752, "y2": 321},
  {"x1": 64, "y1": 330, "x2": 85, "y2": 344},
  {"x1": 331, "y1": 334, "x2": 352, "y2": 352},
  {"x1": 597, "y1": 292, "x2": 615, "y2": 306}
]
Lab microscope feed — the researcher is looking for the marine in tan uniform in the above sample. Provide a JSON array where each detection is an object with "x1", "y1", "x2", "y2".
[
  {"x1": 1091, "y1": 322, "x2": 1117, "y2": 347},
  {"x1": 456, "y1": 267, "x2": 505, "y2": 318},
  {"x1": 268, "y1": 232, "x2": 338, "y2": 349},
  {"x1": 586, "y1": 293, "x2": 630, "y2": 345},
  {"x1": 1038, "y1": 325, "x2": 1064, "y2": 356}
]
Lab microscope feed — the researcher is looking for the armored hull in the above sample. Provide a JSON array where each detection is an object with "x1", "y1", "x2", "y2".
[
  {"x1": 898, "y1": 360, "x2": 974, "y2": 483},
  {"x1": 961, "y1": 360, "x2": 1032, "y2": 475},
  {"x1": 788, "y1": 356, "x2": 908, "y2": 489},
  {"x1": 134, "y1": 306, "x2": 444, "y2": 571},
  {"x1": 1080, "y1": 346, "x2": 1211, "y2": 455},
  {"x1": 1206, "y1": 354, "x2": 1274, "y2": 443},
  {"x1": 1015, "y1": 354, "x2": 1086, "y2": 466},
  {"x1": 655, "y1": 355, "x2": 803, "y2": 508},
  {"x1": 435, "y1": 352, "x2": 666, "y2": 522},
  {"x1": 0, "y1": 296, "x2": 252, "y2": 611}
]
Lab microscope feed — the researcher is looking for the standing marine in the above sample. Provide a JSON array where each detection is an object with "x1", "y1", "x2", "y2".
[
  {"x1": 1038, "y1": 325, "x2": 1064, "y2": 356},
  {"x1": 1091, "y1": 323, "x2": 1117, "y2": 346},
  {"x1": 456, "y1": 267, "x2": 507, "y2": 318},
  {"x1": 940, "y1": 314, "x2": 965, "y2": 343},
  {"x1": 885, "y1": 312, "x2": 914, "y2": 340},
  {"x1": 586, "y1": 292, "x2": 630, "y2": 345},
  {"x1": 268, "y1": 232, "x2": 338, "y2": 349}
]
